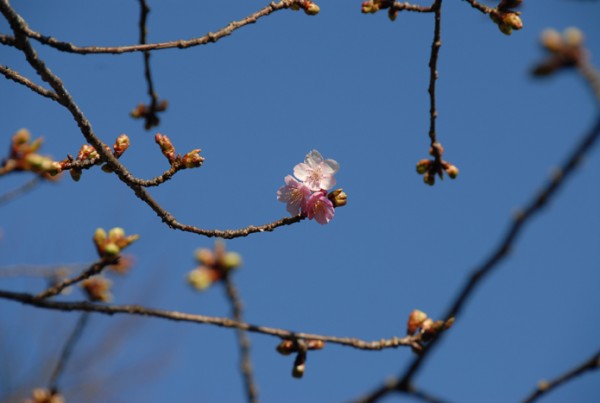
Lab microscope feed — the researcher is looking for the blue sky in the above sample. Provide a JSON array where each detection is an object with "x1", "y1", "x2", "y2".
[{"x1": 1, "y1": 1, "x2": 600, "y2": 402}]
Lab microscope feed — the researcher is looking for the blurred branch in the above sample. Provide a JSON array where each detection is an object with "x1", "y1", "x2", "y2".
[
  {"x1": 0, "y1": 0, "x2": 307, "y2": 239},
  {"x1": 0, "y1": 176, "x2": 41, "y2": 205},
  {"x1": 0, "y1": 288, "x2": 423, "y2": 351},
  {"x1": 0, "y1": 263, "x2": 86, "y2": 278},
  {"x1": 522, "y1": 349, "x2": 600, "y2": 403},
  {"x1": 356, "y1": 113, "x2": 600, "y2": 401},
  {"x1": 223, "y1": 275, "x2": 259, "y2": 403},
  {"x1": 35, "y1": 259, "x2": 114, "y2": 300},
  {"x1": 0, "y1": 65, "x2": 59, "y2": 101},
  {"x1": 1, "y1": 0, "x2": 313, "y2": 55},
  {"x1": 48, "y1": 313, "x2": 91, "y2": 392},
  {"x1": 355, "y1": 381, "x2": 450, "y2": 403}
]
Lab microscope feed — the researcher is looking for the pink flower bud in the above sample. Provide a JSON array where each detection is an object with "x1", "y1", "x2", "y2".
[{"x1": 182, "y1": 149, "x2": 204, "y2": 169}]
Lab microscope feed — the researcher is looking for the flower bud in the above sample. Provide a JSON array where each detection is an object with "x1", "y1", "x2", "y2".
[
  {"x1": 292, "y1": 362, "x2": 305, "y2": 378},
  {"x1": 82, "y1": 276, "x2": 112, "y2": 302},
  {"x1": 187, "y1": 268, "x2": 214, "y2": 291},
  {"x1": 563, "y1": 27, "x2": 583, "y2": 47},
  {"x1": 93, "y1": 228, "x2": 107, "y2": 247},
  {"x1": 445, "y1": 164, "x2": 459, "y2": 179},
  {"x1": 104, "y1": 242, "x2": 121, "y2": 257},
  {"x1": 407, "y1": 310, "x2": 428, "y2": 335},
  {"x1": 541, "y1": 29, "x2": 563, "y2": 53},
  {"x1": 223, "y1": 252, "x2": 243, "y2": 271},
  {"x1": 130, "y1": 103, "x2": 147, "y2": 118},
  {"x1": 304, "y1": 1, "x2": 320, "y2": 15},
  {"x1": 12, "y1": 128, "x2": 30, "y2": 145},
  {"x1": 416, "y1": 159, "x2": 431, "y2": 174},
  {"x1": 196, "y1": 248, "x2": 216, "y2": 266},
  {"x1": 423, "y1": 172, "x2": 435, "y2": 186},
  {"x1": 70, "y1": 168, "x2": 82, "y2": 182},
  {"x1": 182, "y1": 149, "x2": 205, "y2": 169},
  {"x1": 47, "y1": 161, "x2": 63, "y2": 176},
  {"x1": 306, "y1": 340, "x2": 325, "y2": 350},
  {"x1": 155, "y1": 134, "x2": 176, "y2": 162},
  {"x1": 108, "y1": 227, "x2": 125, "y2": 242},
  {"x1": 327, "y1": 189, "x2": 347, "y2": 208},
  {"x1": 113, "y1": 134, "x2": 130, "y2": 158},
  {"x1": 276, "y1": 340, "x2": 296, "y2": 355}
]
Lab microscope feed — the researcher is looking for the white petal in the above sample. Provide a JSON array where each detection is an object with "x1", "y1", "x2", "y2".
[
  {"x1": 305, "y1": 150, "x2": 324, "y2": 167},
  {"x1": 319, "y1": 174, "x2": 336, "y2": 190},
  {"x1": 323, "y1": 158, "x2": 339, "y2": 174},
  {"x1": 293, "y1": 163, "x2": 311, "y2": 181}
]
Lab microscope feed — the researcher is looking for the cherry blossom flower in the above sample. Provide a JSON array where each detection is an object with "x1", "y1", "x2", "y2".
[
  {"x1": 305, "y1": 190, "x2": 335, "y2": 225},
  {"x1": 293, "y1": 150, "x2": 339, "y2": 191},
  {"x1": 277, "y1": 175, "x2": 312, "y2": 215}
]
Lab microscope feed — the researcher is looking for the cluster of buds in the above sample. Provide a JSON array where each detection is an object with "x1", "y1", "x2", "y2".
[
  {"x1": 415, "y1": 142, "x2": 458, "y2": 186},
  {"x1": 130, "y1": 99, "x2": 168, "y2": 130},
  {"x1": 1, "y1": 129, "x2": 61, "y2": 179},
  {"x1": 532, "y1": 28, "x2": 586, "y2": 77},
  {"x1": 489, "y1": 0, "x2": 523, "y2": 35},
  {"x1": 24, "y1": 388, "x2": 64, "y2": 403},
  {"x1": 81, "y1": 276, "x2": 113, "y2": 302},
  {"x1": 289, "y1": 0, "x2": 320, "y2": 15},
  {"x1": 187, "y1": 241, "x2": 242, "y2": 291},
  {"x1": 407, "y1": 309, "x2": 454, "y2": 353},
  {"x1": 155, "y1": 134, "x2": 204, "y2": 169},
  {"x1": 361, "y1": 0, "x2": 398, "y2": 21},
  {"x1": 276, "y1": 338, "x2": 325, "y2": 378},
  {"x1": 63, "y1": 134, "x2": 130, "y2": 181},
  {"x1": 93, "y1": 227, "x2": 139, "y2": 260}
]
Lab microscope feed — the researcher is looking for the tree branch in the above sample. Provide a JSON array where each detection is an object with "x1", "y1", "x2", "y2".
[
  {"x1": 223, "y1": 275, "x2": 259, "y2": 403},
  {"x1": 356, "y1": 113, "x2": 600, "y2": 401},
  {"x1": 0, "y1": 64, "x2": 59, "y2": 101},
  {"x1": 2, "y1": 0, "x2": 312, "y2": 55},
  {"x1": 35, "y1": 259, "x2": 113, "y2": 300},
  {"x1": 0, "y1": 0, "x2": 307, "y2": 239},
  {"x1": 522, "y1": 349, "x2": 600, "y2": 403},
  {"x1": 0, "y1": 288, "x2": 421, "y2": 351}
]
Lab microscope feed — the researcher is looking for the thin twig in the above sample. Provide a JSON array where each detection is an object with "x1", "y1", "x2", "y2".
[
  {"x1": 0, "y1": 176, "x2": 41, "y2": 205},
  {"x1": 463, "y1": 0, "x2": 494, "y2": 14},
  {"x1": 0, "y1": 64, "x2": 59, "y2": 101},
  {"x1": 391, "y1": 1, "x2": 437, "y2": 13},
  {"x1": 35, "y1": 259, "x2": 113, "y2": 300},
  {"x1": 2, "y1": 0, "x2": 311, "y2": 55},
  {"x1": 0, "y1": 0, "x2": 306, "y2": 239},
  {"x1": 138, "y1": 0, "x2": 161, "y2": 129},
  {"x1": 223, "y1": 275, "x2": 259, "y2": 403},
  {"x1": 0, "y1": 288, "x2": 421, "y2": 351},
  {"x1": 48, "y1": 313, "x2": 91, "y2": 392},
  {"x1": 427, "y1": 0, "x2": 443, "y2": 163},
  {"x1": 522, "y1": 349, "x2": 600, "y2": 403}
]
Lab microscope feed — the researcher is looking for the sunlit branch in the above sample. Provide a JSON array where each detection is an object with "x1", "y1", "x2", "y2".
[
  {"x1": 0, "y1": 0, "x2": 306, "y2": 239},
  {"x1": 0, "y1": 288, "x2": 422, "y2": 351},
  {"x1": 2, "y1": 0, "x2": 313, "y2": 55},
  {"x1": 223, "y1": 275, "x2": 259, "y2": 403},
  {"x1": 522, "y1": 349, "x2": 600, "y2": 403},
  {"x1": 0, "y1": 64, "x2": 59, "y2": 101}
]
